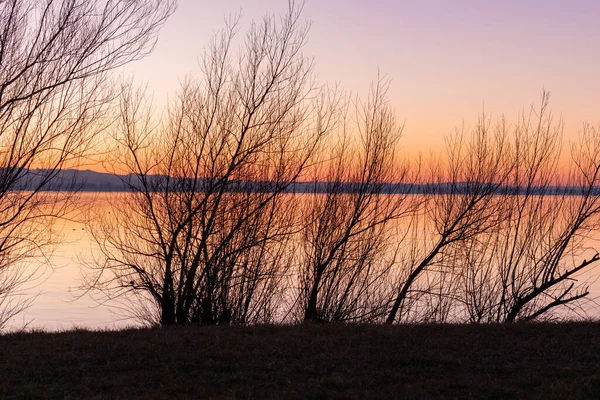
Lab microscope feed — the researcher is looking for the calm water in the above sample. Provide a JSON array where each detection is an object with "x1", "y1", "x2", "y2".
[
  {"x1": 6, "y1": 192, "x2": 600, "y2": 330},
  {"x1": 7, "y1": 193, "x2": 137, "y2": 330}
]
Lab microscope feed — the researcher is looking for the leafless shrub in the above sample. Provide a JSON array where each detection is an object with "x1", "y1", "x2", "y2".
[
  {"x1": 0, "y1": 0, "x2": 174, "y2": 329},
  {"x1": 458, "y1": 97, "x2": 600, "y2": 322},
  {"x1": 296, "y1": 77, "x2": 415, "y2": 323},
  {"x1": 88, "y1": 3, "x2": 340, "y2": 325},
  {"x1": 387, "y1": 111, "x2": 512, "y2": 323}
]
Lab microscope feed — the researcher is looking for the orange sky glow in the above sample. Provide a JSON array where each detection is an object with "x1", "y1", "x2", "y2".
[{"x1": 82, "y1": 0, "x2": 600, "y2": 173}]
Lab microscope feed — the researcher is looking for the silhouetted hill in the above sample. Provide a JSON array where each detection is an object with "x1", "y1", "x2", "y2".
[{"x1": 10, "y1": 169, "x2": 600, "y2": 196}]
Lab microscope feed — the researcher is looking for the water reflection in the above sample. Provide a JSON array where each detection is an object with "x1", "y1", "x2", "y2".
[{"x1": 8, "y1": 192, "x2": 600, "y2": 330}]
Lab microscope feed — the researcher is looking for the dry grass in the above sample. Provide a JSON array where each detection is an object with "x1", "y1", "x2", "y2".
[{"x1": 1, "y1": 323, "x2": 600, "y2": 399}]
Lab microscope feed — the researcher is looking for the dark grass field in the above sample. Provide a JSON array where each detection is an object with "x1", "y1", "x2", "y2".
[{"x1": 1, "y1": 323, "x2": 600, "y2": 399}]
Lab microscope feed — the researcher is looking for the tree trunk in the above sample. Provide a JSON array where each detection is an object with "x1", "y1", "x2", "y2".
[
  {"x1": 161, "y1": 296, "x2": 176, "y2": 325},
  {"x1": 304, "y1": 280, "x2": 320, "y2": 322}
]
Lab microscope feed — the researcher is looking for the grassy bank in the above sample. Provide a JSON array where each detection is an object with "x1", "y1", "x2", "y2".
[{"x1": 1, "y1": 323, "x2": 600, "y2": 399}]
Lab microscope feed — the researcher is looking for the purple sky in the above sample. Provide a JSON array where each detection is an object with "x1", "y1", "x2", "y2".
[{"x1": 123, "y1": 0, "x2": 600, "y2": 150}]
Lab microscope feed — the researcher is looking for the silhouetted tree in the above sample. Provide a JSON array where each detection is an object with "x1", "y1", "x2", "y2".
[
  {"x1": 298, "y1": 78, "x2": 413, "y2": 323},
  {"x1": 89, "y1": 3, "x2": 339, "y2": 325},
  {"x1": 458, "y1": 98, "x2": 600, "y2": 322},
  {"x1": 0, "y1": 0, "x2": 174, "y2": 328},
  {"x1": 387, "y1": 110, "x2": 512, "y2": 323}
]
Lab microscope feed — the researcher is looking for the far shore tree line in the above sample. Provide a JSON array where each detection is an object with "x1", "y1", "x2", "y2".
[{"x1": 2, "y1": 0, "x2": 600, "y2": 329}]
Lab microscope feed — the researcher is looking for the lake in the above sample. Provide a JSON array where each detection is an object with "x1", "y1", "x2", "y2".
[
  {"x1": 5, "y1": 192, "x2": 600, "y2": 330},
  {"x1": 5, "y1": 193, "x2": 142, "y2": 330}
]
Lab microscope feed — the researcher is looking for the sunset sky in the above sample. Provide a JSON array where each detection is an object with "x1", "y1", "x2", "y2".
[{"x1": 122, "y1": 0, "x2": 600, "y2": 152}]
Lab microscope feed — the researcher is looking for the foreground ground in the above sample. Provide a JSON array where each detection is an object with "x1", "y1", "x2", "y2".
[{"x1": 1, "y1": 323, "x2": 599, "y2": 399}]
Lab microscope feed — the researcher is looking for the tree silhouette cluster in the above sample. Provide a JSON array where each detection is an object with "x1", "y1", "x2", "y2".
[
  {"x1": 87, "y1": 5, "x2": 600, "y2": 326},
  {"x1": 2, "y1": 1, "x2": 600, "y2": 328}
]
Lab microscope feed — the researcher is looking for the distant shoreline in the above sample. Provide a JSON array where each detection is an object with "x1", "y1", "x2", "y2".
[{"x1": 13, "y1": 168, "x2": 599, "y2": 196}]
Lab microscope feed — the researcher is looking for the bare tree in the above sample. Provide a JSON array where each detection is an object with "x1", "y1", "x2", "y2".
[
  {"x1": 296, "y1": 78, "x2": 414, "y2": 323},
  {"x1": 393, "y1": 93, "x2": 600, "y2": 324},
  {"x1": 458, "y1": 97, "x2": 600, "y2": 322},
  {"x1": 386, "y1": 112, "x2": 512, "y2": 323},
  {"x1": 0, "y1": 0, "x2": 174, "y2": 328},
  {"x1": 89, "y1": 3, "x2": 340, "y2": 325}
]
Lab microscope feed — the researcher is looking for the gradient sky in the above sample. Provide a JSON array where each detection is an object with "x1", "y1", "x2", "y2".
[{"x1": 121, "y1": 0, "x2": 600, "y2": 152}]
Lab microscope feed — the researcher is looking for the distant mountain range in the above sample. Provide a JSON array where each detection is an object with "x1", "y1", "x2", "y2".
[{"x1": 11, "y1": 169, "x2": 600, "y2": 196}]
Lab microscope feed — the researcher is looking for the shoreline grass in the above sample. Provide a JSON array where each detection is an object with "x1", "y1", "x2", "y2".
[{"x1": 2, "y1": 322, "x2": 600, "y2": 399}]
